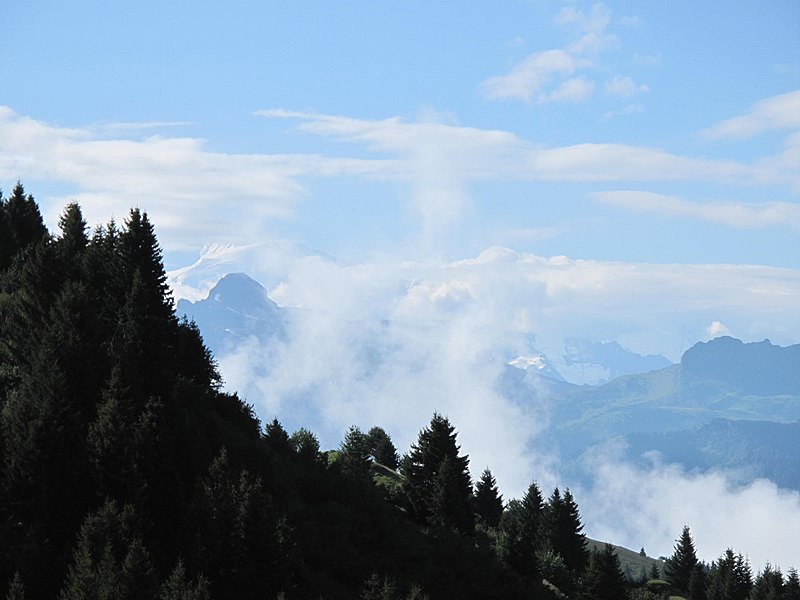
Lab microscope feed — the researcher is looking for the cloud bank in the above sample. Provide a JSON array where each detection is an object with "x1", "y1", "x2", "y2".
[
  {"x1": 581, "y1": 445, "x2": 800, "y2": 571},
  {"x1": 170, "y1": 242, "x2": 800, "y2": 569}
]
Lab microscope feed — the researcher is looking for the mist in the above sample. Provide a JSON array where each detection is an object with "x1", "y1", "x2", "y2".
[{"x1": 171, "y1": 242, "x2": 800, "y2": 570}]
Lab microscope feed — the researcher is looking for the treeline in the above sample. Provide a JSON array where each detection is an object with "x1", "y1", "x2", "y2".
[
  {"x1": 654, "y1": 526, "x2": 800, "y2": 600},
  {"x1": 0, "y1": 184, "x2": 796, "y2": 599}
]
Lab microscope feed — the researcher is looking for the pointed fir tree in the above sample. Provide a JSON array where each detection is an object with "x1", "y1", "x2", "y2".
[
  {"x1": 582, "y1": 544, "x2": 628, "y2": 600},
  {"x1": 2, "y1": 182, "x2": 48, "y2": 261},
  {"x1": 706, "y1": 549, "x2": 752, "y2": 600},
  {"x1": 665, "y1": 525, "x2": 700, "y2": 597},
  {"x1": 688, "y1": 563, "x2": 708, "y2": 600},
  {"x1": 401, "y1": 413, "x2": 474, "y2": 534},
  {"x1": 473, "y1": 468, "x2": 503, "y2": 528},
  {"x1": 541, "y1": 487, "x2": 588, "y2": 574},
  {"x1": 159, "y1": 559, "x2": 211, "y2": 600},
  {"x1": 428, "y1": 454, "x2": 475, "y2": 533},
  {"x1": 751, "y1": 563, "x2": 783, "y2": 600},
  {"x1": 56, "y1": 202, "x2": 89, "y2": 273},
  {"x1": 339, "y1": 425, "x2": 372, "y2": 479},
  {"x1": 60, "y1": 499, "x2": 156, "y2": 600},
  {"x1": 263, "y1": 418, "x2": 292, "y2": 455},
  {"x1": 784, "y1": 568, "x2": 800, "y2": 600},
  {"x1": 496, "y1": 482, "x2": 544, "y2": 580}
]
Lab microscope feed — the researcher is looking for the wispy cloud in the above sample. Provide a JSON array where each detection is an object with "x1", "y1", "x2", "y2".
[
  {"x1": 479, "y1": 49, "x2": 578, "y2": 102},
  {"x1": 604, "y1": 75, "x2": 649, "y2": 98},
  {"x1": 592, "y1": 190, "x2": 800, "y2": 230},
  {"x1": 701, "y1": 89, "x2": 800, "y2": 141},
  {"x1": 480, "y1": 2, "x2": 648, "y2": 106},
  {"x1": 540, "y1": 77, "x2": 595, "y2": 104},
  {"x1": 0, "y1": 106, "x2": 383, "y2": 251},
  {"x1": 3, "y1": 103, "x2": 795, "y2": 260}
]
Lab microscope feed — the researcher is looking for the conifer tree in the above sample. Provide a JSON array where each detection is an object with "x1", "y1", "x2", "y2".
[
  {"x1": 339, "y1": 425, "x2": 372, "y2": 479},
  {"x1": 665, "y1": 525, "x2": 700, "y2": 597},
  {"x1": 194, "y1": 448, "x2": 291, "y2": 599},
  {"x1": 159, "y1": 559, "x2": 211, "y2": 600},
  {"x1": 751, "y1": 563, "x2": 783, "y2": 600},
  {"x1": 263, "y1": 418, "x2": 292, "y2": 455},
  {"x1": 496, "y1": 482, "x2": 543, "y2": 579},
  {"x1": 2, "y1": 183, "x2": 48, "y2": 261},
  {"x1": 401, "y1": 413, "x2": 474, "y2": 534},
  {"x1": 706, "y1": 549, "x2": 752, "y2": 600},
  {"x1": 785, "y1": 568, "x2": 800, "y2": 600},
  {"x1": 56, "y1": 203, "x2": 89, "y2": 270},
  {"x1": 541, "y1": 487, "x2": 588, "y2": 574},
  {"x1": 60, "y1": 500, "x2": 157, "y2": 600},
  {"x1": 582, "y1": 544, "x2": 627, "y2": 600},
  {"x1": 688, "y1": 563, "x2": 707, "y2": 600},
  {"x1": 473, "y1": 468, "x2": 503, "y2": 528}
]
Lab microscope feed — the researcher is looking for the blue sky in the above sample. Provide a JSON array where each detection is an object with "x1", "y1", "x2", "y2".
[
  {"x1": 2, "y1": 1, "x2": 798, "y2": 268},
  {"x1": 3, "y1": 1, "x2": 800, "y2": 564}
]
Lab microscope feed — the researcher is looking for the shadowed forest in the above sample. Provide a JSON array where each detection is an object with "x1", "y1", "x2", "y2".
[{"x1": 0, "y1": 183, "x2": 797, "y2": 599}]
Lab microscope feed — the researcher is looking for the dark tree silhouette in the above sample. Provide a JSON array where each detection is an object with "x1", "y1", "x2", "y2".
[{"x1": 473, "y1": 468, "x2": 503, "y2": 529}]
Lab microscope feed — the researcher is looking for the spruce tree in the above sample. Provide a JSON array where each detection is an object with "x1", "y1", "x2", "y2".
[
  {"x1": 339, "y1": 425, "x2": 372, "y2": 479},
  {"x1": 541, "y1": 487, "x2": 588, "y2": 574},
  {"x1": 785, "y1": 568, "x2": 800, "y2": 600},
  {"x1": 2, "y1": 183, "x2": 48, "y2": 260},
  {"x1": 751, "y1": 563, "x2": 783, "y2": 600},
  {"x1": 159, "y1": 560, "x2": 211, "y2": 600},
  {"x1": 496, "y1": 482, "x2": 543, "y2": 579},
  {"x1": 665, "y1": 525, "x2": 700, "y2": 597},
  {"x1": 582, "y1": 544, "x2": 627, "y2": 600},
  {"x1": 401, "y1": 413, "x2": 474, "y2": 535},
  {"x1": 473, "y1": 468, "x2": 503, "y2": 528},
  {"x1": 56, "y1": 203, "x2": 89, "y2": 270},
  {"x1": 706, "y1": 549, "x2": 752, "y2": 600},
  {"x1": 60, "y1": 500, "x2": 157, "y2": 600}
]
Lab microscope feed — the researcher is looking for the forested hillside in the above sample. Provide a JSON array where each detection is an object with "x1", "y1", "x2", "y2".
[{"x1": 0, "y1": 183, "x2": 797, "y2": 599}]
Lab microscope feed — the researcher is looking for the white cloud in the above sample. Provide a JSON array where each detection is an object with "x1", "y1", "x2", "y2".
[
  {"x1": 480, "y1": 49, "x2": 577, "y2": 102},
  {"x1": 539, "y1": 77, "x2": 595, "y2": 104},
  {"x1": 701, "y1": 89, "x2": 800, "y2": 141},
  {"x1": 3, "y1": 105, "x2": 795, "y2": 260},
  {"x1": 263, "y1": 109, "x2": 771, "y2": 187},
  {"x1": 592, "y1": 190, "x2": 800, "y2": 230},
  {"x1": 0, "y1": 106, "x2": 389, "y2": 251},
  {"x1": 604, "y1": 75, "x2": 649, "y2": 98},
  {"x1": 553, "y1": 3, "x2": 612, "y2": 35},
  {"x1": 581, "y1": 445, "x2": 800, "y2": 570},
  {"x1": 173, "y1": 242, "x2": 800, "y2": 568},
  {"x1": 481, "y1": 2, "x2": 615, "y2": 104}
]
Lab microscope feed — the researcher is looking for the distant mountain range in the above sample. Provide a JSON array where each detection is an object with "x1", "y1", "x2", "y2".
[
  {"x1": 508, "y1": 339, "x2": 672, "y2": 385},
  {"x1": 507, "y1": 336, "x2": 800, "y2": 489},
  {"x1": 176, "y1": 272, "x2": 285, "y2": 354},
  {"x1": 177, "y1": 272, "x2": 800, "y2": 492}
]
